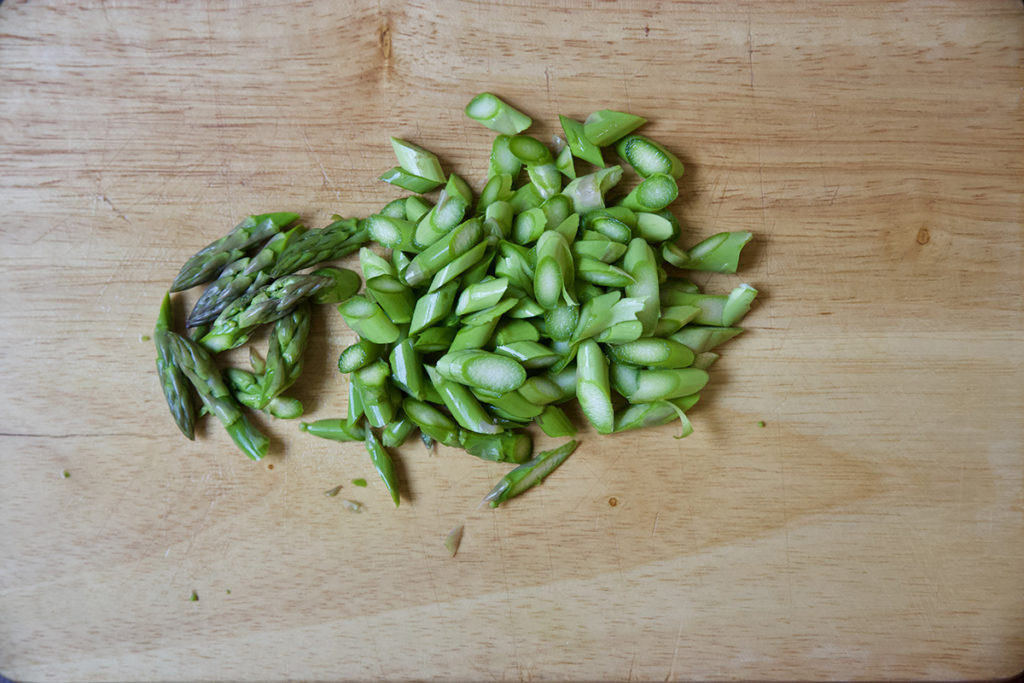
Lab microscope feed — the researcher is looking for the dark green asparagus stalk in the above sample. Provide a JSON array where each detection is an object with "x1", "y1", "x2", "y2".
[
  {"x1": 200, "y1": 273, "x2": 333, "y2": 352},
  {"x1": 171, "y1": 212, "x2": 298, "y2": 292},
  {"x1": 154, "y1": 292, "x2": 197, "y2": 439},
  {"x1": 258, "y1": 301, "x2": 311, "y2": 408},
  {"x1": 165, "y1": 332, "x2": 269, "y2": 460},
  {"x1": 270, "y1": 217, "x2": 369, "y2": 277},
  {"x1": 186, "y1": 226, "x2": 305, "y2": 327}
]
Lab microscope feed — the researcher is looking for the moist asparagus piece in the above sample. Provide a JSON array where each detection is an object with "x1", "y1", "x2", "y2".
[
  {"x1": 187, "y1": 226, "x2": 305, "y2": 327},
  {"x1": 200, "y1": 273, "x2": 333, "y2": 352},
  {"x1": 465, "y1": 93, "x2": 533, "y2": 135},
  {"x1": 482, "y1": 440, "x2": 578, "y2": 507},
  {"x1": 224, "y1": 368, "x2": 303, "y2": 420},
  {"x1": 270, "y1": 217, "x2": 368, "y2": 277},
  {"x1": 171, "y1": 212, "x2": 298, "y2": 292},
  {"x1": 258, "y1": 301, "x2": 311, "y2": 408},
  {"x1": 165, "y1": 332, "x2": 269, "y2": 460},
  {"x1": 300, "y1": 418, "x2": 367, "y2": 442},
  {"x1": 365, "y1": 430, "x2": 401, "y2": 507},
  {"x1": 154, "y1": 292, "x2": 197, "y2": 439},
  {"x1": 460, "y1": 431, "x2": 533, "y2": 463}
]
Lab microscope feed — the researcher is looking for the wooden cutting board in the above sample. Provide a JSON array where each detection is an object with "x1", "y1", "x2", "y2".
[{"x1": 2, "y1": 1, "x2": 1021, "y2": 680}]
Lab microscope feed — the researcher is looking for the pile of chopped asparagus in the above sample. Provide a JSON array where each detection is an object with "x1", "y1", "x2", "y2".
[{"x1": 154, "y1": 93, "x2": 756, "y2": 508}]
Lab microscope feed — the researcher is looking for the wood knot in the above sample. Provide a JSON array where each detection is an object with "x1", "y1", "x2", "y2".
[
  {"x1": 916, "y1": 227, "x2": 930, "y2": 245},
  {"x1": 608, "y1": 497, "x2": 618, "y2": 507}
]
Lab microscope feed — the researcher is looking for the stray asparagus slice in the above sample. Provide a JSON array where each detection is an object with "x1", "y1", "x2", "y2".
[{"x1": 482, "y1": 440, "x2": 578, "y2": 507}]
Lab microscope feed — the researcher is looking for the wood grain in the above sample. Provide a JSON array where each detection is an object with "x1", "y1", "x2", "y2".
[{"x1": 1, "y1": 1, "x2": 1022, "y2": 680}]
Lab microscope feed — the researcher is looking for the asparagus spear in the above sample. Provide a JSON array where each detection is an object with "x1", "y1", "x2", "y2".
[
  {"x1": 270, "y1": 217, "x2": 368, "y2": 277},
  {"x1": 154, "y1": 292, "x2": 197, "y2": 439},
  {"x1": 171, "y1": 212, "x2": 298, "y2": 292},
  {"x1": 224, "y1": 368, "x2": 304, "y2": 419},
  {"x1": 186, "y1": 226, "x2": 305, "y2": 327},
  {"x1": 200, "y1": 274, "x2": 332, "y2": 352},
  {"x1": 165, "y1": 332, "x2": 269, "y2": 460},
  {"x1": 258, "y1": 301, "x2": 311, "y2": 408}
]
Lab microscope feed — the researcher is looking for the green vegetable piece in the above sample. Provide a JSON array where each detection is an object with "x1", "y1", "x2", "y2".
[
  {"x1": 412, "y1": 326, "x2": 457, "y2": 353},
  {"x1": 562, "y1": 166, "x2": 623, "y2": 214},
  {"x1": 448, "y1": 318, "x2": 499, "y2": 353},
  {"x1": 482, "y1": 440, "x2": 578, "y2": 507},
  {"x1": 627, "y1": 368, "x2": 709, "y2": 403},
  {"x1": 615, "y1": 134, "x2": 684, "y2": 179},
  {"x1": 429, "y1": 241, "x2": 488, "y2": 292},
  {"x1": 513, "y1": 207, "x2": 547, "y2": 245},
  {"x1": 508, "y1": 182, "x2": 544, "y2": 213},
  {"x1": 474, "y1": 388, "x2": 544, "y2": 421},
  {"x1": 300, "y1": 418, "x2": 367, "y2": 442},
  {"x1": 154, "y1": 293, "x2": 197, "y2": 440},
  {"x1": 338, "y1": 338, "x2": 385, "y2": 374},
  {"x1": 456, "y1": 277, "x2": 509, "y2": 316},
  {"x1": 665, "y1": 231, "x2": 753, "y2": 273},
  {"x1": 367, "y1": 214, "x2": 419, "y2": 252},
  {"x1": 652, "y1": 304, "x2": 701, "y2": 337},
  {"x1": 691, "y1": 351, "x2": 719, "y2": 371},
  {"x1": 309, "y1": 267, "x2": 361, "y2": 305},
  {"x1": 337, "y1": 296, "x2": 401, "y2": 344},
  {"x1": 258, "y1": 301, "x2": 311, "y2": 408},
  {"x1": 360, "y1": 247, "x2": 397, "y2": 281},
  {"x1": 559, "y1": 115, "x2": 605, "y2": 166},
  {"x1": 492, "y1": 318, "x2": 541, "y2": 346},
  {"x1": 271, "y1": 217, "x2": 367, "y2": 278},
  {"x1": 436, "y1": 350, "x2": 527, "y2": 393},
  {"x1": 617, "y1": 173, "x2": 678, "y2": 212},
  {"x1": 664, "y1": 284, "x2": 758, "y2": 327},
  {"x1": 543, "y1": 303, "x2": 580, "y2": 342},
  {"x1": 409, "y1": 280, "x2": 459, "y2": 334},
  {"x1": 389, "y1": 137, "x2": 446, "y2": 183},
  {"x1": 623, "y1": 238, "x2": 661, "y2": 335},
  {"x1": 583, "y1": 109, "x2": 647, "y2": 147},
  {"x1": 382, "y1": 416, "x2": 416, "y2": 448},
  {"x1": 635, "y1": 212, "x2": 677, "y2": 243},
  {"x1": 494, "y1": 341, "x2": 560, "y2": 369},
  {"x1": 571, "y1": 239, "x2": 628, "y2": 264},
  {"x1": 576, "y1": 257, "x2": 634, "y2": 287},
  {"x1": 517, "y1": 375, "x2": 565, "y2": 405},
  {"x1": 613, "y1": 396, "x2": 697, "y2": 437},
  {"x1": 388, "y1": 338, "x2": 425, "y2": 399},
  {"x1": 460, "y1": 431, "x2": 533, "y2": 464},
  {"x1": 402, "y1": 397, "x2": 461, "y2": 447},
  {"x1": 668, "y1": 325, "x2": 743, "y2": 354},
  {"x1": 576, "y1": 339, "x2": 614, "y2": 434},
  {"x1": 555, "y1": 144, "x2": 576, "y2": 179},
  {"x1": 465, "y1": 92, "x2": 533, "y2": 135},
  {"x1": 171, "y1": 212, "x2": 297, "y2": 292},
  {"x1": 483, "y1": 200, "x2": 514, "y2": 241},
  {"x1": 165, "y1": 332, "x2": 268, "y2": 460},
  {"x1": 405, "y1": 195, "x2": 433, "y2": 222},
  {"x1": 477, "y1": 173, "x2": 515, "y2": 211},
  {"x1": 354, "y1": 360, "x2": 395, "y2": 428},
  {"x1": 380, "y1": 198, "x2": 407, "y2": 219},
  {"x1": 594, "y1": 320, "x2": 644, "y2": 344},
  {"x1": 534, "y1": 404, "x2": 577, "y2": 438},
  {"x1": 606, "y1": 338, "x2": 695, "y2": 368},
  {"x1": 414, "y1": 184, "x2": 469, "y2": 248},
  {"x1": 352, "y1": 477, "x2": 369, "y2": 487},
  {"x1": 365, "y1": 430, "x2": 400, "y2": 507},
  {"x1": 379, "y1": 166, "x2": 443, "y2": 193},
  {"x1": 488, "y1": 135, "x2": 522, "y2": 178},
  {"x1": 404, "y1": 218, "x2": 483, "y2": 287},
  {"x1": 534, "y1": 230, "x2": 576, "y2": 309},
  {"x1": 425, "y1": 366, "x2": 502, "y2": 435},
  {"x1": 200, "y1": 273, "x2": 334, "y2": 352},
  {"x1": 366, "y1": 274, "x2": 416, "y2": 324},
  {"x1": 347, "y1": 375, "x2": 364, "y2": 424}
]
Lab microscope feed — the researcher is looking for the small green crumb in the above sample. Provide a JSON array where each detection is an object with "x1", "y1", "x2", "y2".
[
  {"x1": 324, "y1": 485, "x2": 343, "y2": 497},
  {"x1": 189, "y1": 590, "x2": 199, "y2": 601},
  {"x1": 140, "y1": 334, "x2": 151, "y2": 342},
  {"x1": 757, "y1": 421, "x2": 766, "y2": 428},
  {"x1": 226, "y1": 589, "x2": 231, "y2": 595},
  {"x1": 352, "y1": 478, "x2": 368, "y2": 487},
  {"x1": 61, "y1": 470, "x2": 70, "y2": 478}
]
